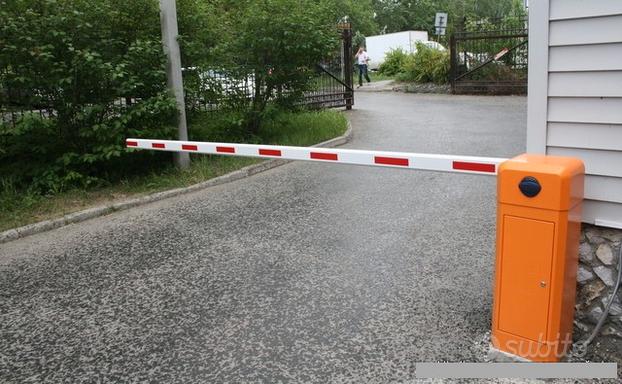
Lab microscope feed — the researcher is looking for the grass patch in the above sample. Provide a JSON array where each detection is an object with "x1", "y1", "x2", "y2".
[
  {"x1": 259, "y1": 109, "x2": 348, "y2": 146},
  {"x1": 0, "y1": 110, "x2": 348, "y2": 232}
]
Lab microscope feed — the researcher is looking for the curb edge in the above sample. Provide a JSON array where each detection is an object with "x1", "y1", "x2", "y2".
[{"x1": 0, "y1": 120, "x2": 353, "y2": 244}]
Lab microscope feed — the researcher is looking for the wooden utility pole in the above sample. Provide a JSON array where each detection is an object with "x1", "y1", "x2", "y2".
[{"x1": 159, "y1": 0, "x2": 190, "y2": 169}]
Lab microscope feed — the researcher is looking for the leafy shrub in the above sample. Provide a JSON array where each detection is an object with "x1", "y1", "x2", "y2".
[
  {"x1": 397, "y1": 43, "x2": 450, "y2": 84},
  {"x1": 0, "y1": 0, "x2": 344, "y2": 197},
  {"x1": 469, "y1": 61, "x2": 526, "y2": 82},
  {"x1": 378, "y1": 48, "x2": 409, "y2": 76},
  {"x1": 187, "y1": 110, "x2": 250, "y2": 143},
  {"x1": 0, "y1": 0, "x2": 178, "y2": 193},
  {"x1": 218, "y1": 0, "x2": 338, "y2": 133},
  {"x1": 463, "y1": 62, "x2": 527, "y2": 95}
]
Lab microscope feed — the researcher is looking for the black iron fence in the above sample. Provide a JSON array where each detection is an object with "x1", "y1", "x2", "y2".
[
  {"x1": 0, "y1": 89, "x2": 137, "y2": 131},
  {"x1": 2, "y1": 24, "x2": 354, "y2": 129},
  {"x1": 182, "y1": 67, "x2": 256, "y2": 113},
  {"x1": 450, "y1": 15, "x2": 528, "y2": 95},
  {"x1": 1, "y1": 64, "x2": 353, "y2": 129},
  {"x1": 183, "y1": 63, "x2": 353, "y2": 114},
  {"x1": 304, "y1": 64, "x2": 353, "y2": 109},
  {"x1": 183, "y1": 25, "x2": 353, "y2": 113}
]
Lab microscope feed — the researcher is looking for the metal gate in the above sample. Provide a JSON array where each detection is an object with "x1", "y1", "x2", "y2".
[
  {"x1": 184, "y1": 22, "x2": 354, "y2": 113},
  {"x1": 305, "y1": 22, "x2": 354, "y2": 110},
  {"x1": 450, "y1": 16, "x2": 528, "y2": 95}
]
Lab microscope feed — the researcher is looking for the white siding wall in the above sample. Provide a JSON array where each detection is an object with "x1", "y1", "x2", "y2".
[{"x1": 528, "y1": 0, "x2": 622, "y2": 229}]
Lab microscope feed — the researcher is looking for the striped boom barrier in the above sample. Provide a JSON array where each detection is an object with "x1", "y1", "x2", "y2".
[
  {"x1": 126, "y1": 138, "x2": 508, "y2": 175},
  {"x1": 126, "y1": 137, "x2": 591, "y2": 364}
]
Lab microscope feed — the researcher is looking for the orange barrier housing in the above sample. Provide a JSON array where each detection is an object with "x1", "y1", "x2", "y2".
[{"x1": 492, "y1": 154, "x2": 584, "y2": 362}]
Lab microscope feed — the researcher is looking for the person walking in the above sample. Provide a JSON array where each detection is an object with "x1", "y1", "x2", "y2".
[{"x1": 355, "y1": 47, "x2": 371, "y2": 87}]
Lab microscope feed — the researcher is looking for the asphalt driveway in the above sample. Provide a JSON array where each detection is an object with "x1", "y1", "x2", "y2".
[{"x1": 0, "y1": 92, "x2": 527, "y2": 383}]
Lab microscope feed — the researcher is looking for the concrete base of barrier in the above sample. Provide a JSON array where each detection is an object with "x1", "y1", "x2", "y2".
[{"x1": 487, "y1": 345, "x2": 532, "y2": 363}]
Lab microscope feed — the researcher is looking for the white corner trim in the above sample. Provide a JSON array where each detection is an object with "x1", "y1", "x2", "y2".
[
  {"x1": 527, "y1": 0, "x2": 550, "y2": 154},
  {"x1": 594, "y1": 219, "x2": 622, "y2": 230}
]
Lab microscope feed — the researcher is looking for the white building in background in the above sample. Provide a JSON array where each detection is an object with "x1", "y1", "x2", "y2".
[
  {"x1": 528, "y1": 0, "x2": 622, "y2": 228},
  {"x1": 364, "y1": 30, "x2": 429, "y2": 70}
]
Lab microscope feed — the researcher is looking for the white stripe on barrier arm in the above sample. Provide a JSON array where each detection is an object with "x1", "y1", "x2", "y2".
[{"x1": 126, "y1": 138, "x2": 508, "y2": 175}]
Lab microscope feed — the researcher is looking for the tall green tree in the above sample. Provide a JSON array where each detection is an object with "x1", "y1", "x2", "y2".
[
  {"x1": 215, "y1": 0, "x2": 338, "y2": 133},
  {"x1": 371, "y1": 0, "x2": 525, "y2": 35},
  {"x1": 321, "y1": 0, "x2": 379, "y2": 36},
  {"x1": 176, "y1": 0, "x2": 221, "y2": 67},
  {"x1": 0, "y1": 0, "x2": 176, "y2": 192}
]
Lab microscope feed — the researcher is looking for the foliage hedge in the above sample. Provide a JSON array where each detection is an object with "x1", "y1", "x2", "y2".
[
  {"x1": 379, "y1": 44, "x2": 450, "y2": 84},
  {"x1": 396, "y1": 43, "x2": 450, "y2": 84},
  {"x1": 378, "y1": 48, "x2": 409, "y2": 77},
  {"x1": 0, "y1": 0, "x2": 178, "y2": 193},
  {"x1": 0, "y1": 0, "x2": 338, "y2": 194}
]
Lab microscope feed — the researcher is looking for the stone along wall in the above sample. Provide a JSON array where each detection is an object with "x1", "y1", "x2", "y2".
[{"x1": 575, "y1": 225, "x2": 622, "y2": 338}]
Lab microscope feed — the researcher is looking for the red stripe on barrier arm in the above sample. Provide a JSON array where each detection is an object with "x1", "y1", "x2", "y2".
[
  {"x1": 216, "y1": 146, "x2": 235, "y2": 153},
  {"x1": 182, "y1": 144, "x2": 198, "y2": 151},
  {"x1": 258, "y1": 148, "x2": 282, "y2": 157},
  {"x1": 126, "y1": 141, "x2": 138, "y2": 147},
  {"x1": 374, "y1": 156, "x2": 409, "y2": 167},
  {"x1": 152, "y1": 143, "x2": 165, "y2": 149},
  {"x1": 452, "y1": 161, "x2": 496, "y2": 173},
  {"x1": 310, "y1": 152, "x2": 338, "y2": 161}
]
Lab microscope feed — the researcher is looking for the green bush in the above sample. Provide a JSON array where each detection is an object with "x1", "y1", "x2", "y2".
[
  {"x1": 217, "y1": 0, "x2": 338, "y2": 133},
  {"x1": 187, "y1": 110, "x2": 250, "y2": 144},
  {"x1": 378, "y1": 48, "x2": 409, "y2": 77},
  {"x1": 397, "y1": 43, "x2": 450, "y2": 84},
  {"x1": 0, "y1": 0, "x2": 345, "y2": 197},
  {"x1": 0, "y1": 0, "x2": 177, "y2": 193},
  {"x1": 469, "y1": 62, "x2": 526, "y2": 82}
]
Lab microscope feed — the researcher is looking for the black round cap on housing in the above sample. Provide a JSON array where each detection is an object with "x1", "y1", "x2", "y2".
[{"x1": 519, "y1": 176, "x2": 541, "y2": 198}]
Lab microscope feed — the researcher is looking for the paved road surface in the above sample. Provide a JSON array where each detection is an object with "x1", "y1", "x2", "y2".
[{"x1": 0, "y1": 93, "x2": 526, "y2": 383}]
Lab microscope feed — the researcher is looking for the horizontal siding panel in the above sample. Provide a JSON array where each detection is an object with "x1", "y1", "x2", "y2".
[
  {"x1": 548, "y1": 97, "x2": 622, "y2": 124},
  {"x1": 549, "y1": 71, "x2": 622, "y2": 97},
  {"x1": 583, "y1": 200, "x2": 622, "y2": 228},
  {"x1": 549, "y1": 15, "x2": 622, "y2": 46},
  {"x1": 585, "y1": 175, "x2": 622, "y2": 203},
  {"x1": 547, "y1": 122, "x2": 622, "y2": 151},
  {"x1": 550, "y1": 0, "x2": 622, "y2": 20},
  {"x1": 549, "y1": 43, "x2": 622, "y2": 71},
  {"x1": 546, "y1": 147, "x2": 622, "y2": 177}
]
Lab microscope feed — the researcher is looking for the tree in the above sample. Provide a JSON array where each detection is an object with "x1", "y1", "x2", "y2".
[
  {"x1": 215, "y1": 0, "x2": 338, "y2": 133},
  {"x1": 0, "y1": 0, "x2": 177, "y2": 192},
  {"x1": 320, "y1": 0, "x2": 379, "y2": 36},
  {"x1": 176, "y1": 0, "x2": 221, "y2": 67},
  {"x1": 370, "y1": 0, "x2": 525, "y2": 35},
  {"x1": 372, "y1": 0, "x2": 432, "y2": 33}
]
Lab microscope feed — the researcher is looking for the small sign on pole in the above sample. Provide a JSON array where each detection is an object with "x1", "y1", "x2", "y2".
[{"x1": 434, "y1": 12, "x2": 448, "y2": 36}]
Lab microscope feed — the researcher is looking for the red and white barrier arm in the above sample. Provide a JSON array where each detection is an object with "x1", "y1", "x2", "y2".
[{"x1": 126, "y1": 138, "x2": 508, "y2": 175}]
